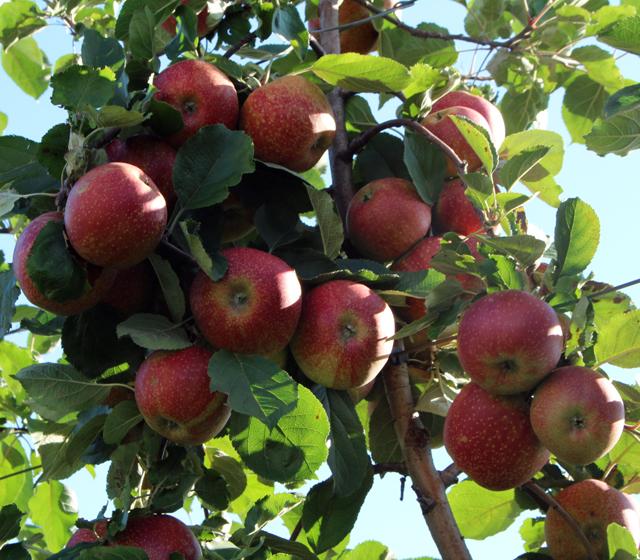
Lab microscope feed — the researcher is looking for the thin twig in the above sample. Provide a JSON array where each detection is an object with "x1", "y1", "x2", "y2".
[
  {"x1": 158, "y1": 238, "x2": 197, "y2": 266},
  {"x1": 289, "y1": 519, "x2": 303, "y2": 542},
  {"x1": 439, "y1": 463, "x2": 462, "y2": 488},
  {"x1": 587, "y1": 277, "x2": 640, "y2": 299},
  {"x1": 223, "y1": 31, "x2": 258, "y2": 58},
  {"x1": 0, "y1": 464, "x2": 41, "y2": 482},
  {"x1": 522, "y1": 480, "x2": 598, "y2": 560},
  {"x1": 373, "y1": 462, "x2": 408, "y2": 476},
  {"x1": 345, "y1": 118, "x2": 467, "y2": 177}
]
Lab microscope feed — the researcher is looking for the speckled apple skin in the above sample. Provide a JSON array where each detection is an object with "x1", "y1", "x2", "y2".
[
  {"x1": 154, "y1": 59, "x2": 239, "y2": 147},
  {"x1": 101, "y1": 260, "x2": 155, "y2": 317},
  {"x1": 347, "y1": 178, "x2": 432, "y2": 261},
  {"x1": 13, "y1": 212, "x2": 116, "y2": 316},
  {"x1": 433, "y1": 90, "x2": 506, "y2": 149},
  {"x1": 421, "y1": 106, "x2": 491, "y2": 178},
  {"x1": 391, "y1": 236, "x2": 442, "y2": 322},
  {"x1": 135, "y1": 346, "x2": 230, "y2": 445},
  {"x1": 66, "y1": 520, "x2": 108, "y2": 548},
  {"x1": 545, "y1": 479, "x2": 640, "y2": 560},
  {"x1": 190, "y1": 247, "x2": 302, "y2": 355},
  {"x1": 434, "y1": 179, "x2": 484, "y2": 236},
  {"x1": 443, "y1": 382, "x2": 550, "y2": 490},
  {"x1": 290, "y1": 280, "x2": 395, "y2": 390},
  {"x1": 112, "y1": 515, "x2": 202, "y2": 560},
  {"x1": 457, "y1": 290, "x2": 564, "y2": 395},
  {"x1": 240, "y1": 75, "x2": 336, "y2": 172},
  {"x1": 64, "y1": 163, "x2": 167, "y2": 269},
  {"x1": 105, "y1": 135, "x2": 177, "y2": 206},
  {"x1": 531, "y1": 366, "x2": 625, "y2": 465}
]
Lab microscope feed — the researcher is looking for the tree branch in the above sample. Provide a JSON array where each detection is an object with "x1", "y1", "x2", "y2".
[
  {"x1": 522, "y1": 481, "x2": 598, "y2": 560},
  {"x1": 439, "y1": 463, "x2": 462, "y2": 488},
  {"x1": 353, "y1": 0, "x2": 535, "y2": 50},
  {"x1": 319, "y1": 0, "x2": 354, "y2": 224},
  {"x1": 383, "y1": 342, "x2": 471, "y2": 560},
  {"x1": 223, "y1": 31, "x2": 258, "y2": 58},
  {"x1": 345, "y1": 118, "x2": 467, "y2": 177},
  {"x1": 373, "y1": 462, "x2": 408, "y2": 476}
]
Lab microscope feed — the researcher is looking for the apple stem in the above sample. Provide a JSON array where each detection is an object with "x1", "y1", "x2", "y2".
[
  {"x1": 522, "y1": 480, "x2": 599, "y2": 560},
  {"x1": 344, "y1": 118, "x2": 468, "y2": 178},
  {"x1": 383, "y1": 342, "x2": 472, "y2": 560}
]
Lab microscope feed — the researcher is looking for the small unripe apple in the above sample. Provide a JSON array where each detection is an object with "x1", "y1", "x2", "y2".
[
  {"x1": 530, "y1": 366, "x2": 625, "y2": 465},
  {"x1": 240, "y1": 75, "x2": 336, "y2": 172},
  {"x1": 443, "y1": 382, "x2": 550, "y2": 490},
  {"x1": 347, "y1": 178, "x2": 432, "y2": 261},
  {"x1": 64, "y1": 162, "x2": 167, "y2": 269},
  {"x1": 105, "y1": 135, "x2": 177, "y2": 207},
  {"x1": 135, "y1": 346, "x2": 230, "y2": 445},
  {"x1": 154, "y1": 59, "x2": 239, "y2": 147},
  {"x1": 434, "y1": 179, "x2": 484, "y2": 236},
  {"x1": 457, "y1": 290, "x2": 564, "y2": 395},
  {"x1": 432, "y1": 90, "x2": 506, "y2": 149},
  {"x1": 290, "y1": 280, "x2": 395, "y2": 390},
  {"x1": 12, "y1": 212, "x2": 116, "y2": 316},
  {"x1": 421, "y1": 106, "x2": 491, "y2": 178},
  {"x1": 545, "y1": 479, "x2": 640, "y2": 560},
  {"x1": 190, "y1": 247, "x2": 303, "y2": 355}
]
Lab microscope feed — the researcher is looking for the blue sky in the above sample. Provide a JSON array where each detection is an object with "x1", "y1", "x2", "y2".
[{"x1": 1, "y1": 2, "x2": 639, "y2": 559}]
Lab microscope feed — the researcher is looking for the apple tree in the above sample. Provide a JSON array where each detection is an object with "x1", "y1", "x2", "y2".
[{"x1": 0, "y1": 0, "x2": 639, "y2": 559}]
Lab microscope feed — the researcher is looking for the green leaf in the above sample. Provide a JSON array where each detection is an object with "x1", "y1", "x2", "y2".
[
  {"x1": 311, "y1": 54, "x2": 410, "y2": 93},
  {"x1": 147, "y1": 97, "x2": 184, "y2": 137},
  {"x1": 305, "y1": 185, "x2": 344, "y2": 260},
  {"x1": 115, "y1": 0, "x2": 180, "y2": 40},
  {"x1": 345, "y1": 95, "x2": 377, "y2": 133},
  {"x1": 1, "y1": 37, "x2": 49, "y2": 99},
  {"x1": 585, "y1": 105, "x2": 640, "y2": 156},
  {"x1": 229, "y1": 385, "x2": 329, "y2": 483},
  {"x1": 519, "y1": 517, "x2": 546, "y2": 552},
  {"x1": 450, "y1": 114, "x2": 498, "y2": 173},
  {"x1": 500, "y1": 84, "x2": 549, "y2": 136},
  {"x1": 341, "y1": 541, "x2": 392, "y2": 560},
  {"x1": 379, "y1": 24, "x2": 457, "y2": 68},
  {"x1": 50, "y1": 65, "x2": 116, "y2": 109},
  {"x1": 0, "y1": 543, "x2": 30, "y2": 560},
  {"x1": 604, "y1": 84, "x2": 640, "y2": 118},
  {"x1": 608, "y1": 522, "x2": 638, "y2": 560},
  {"x1": 81, "y1": 29, "x2": 125, "y2": 69},
  {"x1": 103, "y1": 400, "x2": 142, "y2": 445},
  {"x1": 0, "y1": 440, "x2": 33, "y2": 510},
  {"x1": 0, "y1": 190, "x2": 22, "y2": 219},
  {"x1": 302, "y1": 469, "x2": 373, "y2": 553},
  {"x1": 179, "y1": 220, "x2": 227, "y2": 281},
  {"x1": 403, "y1": 129, "x2": 445, "y2": 205},
  {"x1": 0, "y1": 1, "x2": 46, "y2": 49},
  {"x1": 314, "y1": 387, "x2": 369, "y2": 497},
  {"x1": 148, "y1": 254, "x2": 185, "y2": 323},
  {"x1": 37, "y1": 123, "x2": 70, "y2": 179},
  {"x1": 562, "y1": 74, "x2": 608, "y2": 144},
  {"x1": 599, "y1": 13, "x2": 640, "y2": 54},
  {"x1": 0, "y1": 505, "x2": 22, "y2": 545},
  {"x1": 367, "y1": 394, "x2": 402, "y2": 463},
  {"x1": 106, "y1": 442, "x2": 140, "y2": 509},
  {"x1": 209, "y1": 351, "x2": 298, "y2": 430},
  {"x1": 77, "y1": 547, "x2": 148, "y2": 560},
  {"x1": 173, "y1": 125, "x2": 255, "y2": 210},
  {"x1": 245, "y1": 493, "x2": 303, "y2": 533},
  {"x1": 28, "y1": 481, "x2": 77, "y2": 552},
  {"x1": 554, "y1": 197, "x2": 600, "y2": 279},
  {"x1": 448, "y1": 480, "x2": 522, "y2": 539},
  {"x1": 594, "y1": 310, "x2": 640, "y2": 368},
  {"x1": 474, "y1": 234, "x2": 546, "y2": 267},
  {"x1": 128, "y1": 7, "x2": 159, "y2": 61},
  {"x1": 0, "y1": 269, "x2": 19, "y2": 339},
  {"x1": 16, "y1": 363, "x2": 110, "y2": 420},
  {"x1": 273, "y1": 5, "x2": 308, "y2": 61},
  {"x1": 116, "y1": 313, "x2": 192, "y2": 351},
  {"x1": 92, "y1": 106, "x2": 145, "y2": 128},
  {"x1": 571, "y1": 46, "x2": 625, "y2": 91},
  {"x1": 498, "y1": 147, "x2": 550, "y2": 190},
  {"x1": 0, "y1": 113, "x2": 6, "y2": 134},
  {"x1": 465, "y1": 0, "x2": 512, "y2": 40},
  {"x1": 257, "y1": 530, "x2": 318, "y2": 559},
  {"x1": 195, "y1": 469, "x2": 231, "y2": 510},
  {"x1": 354, "y1": 132, "x2": 410, "y2": 184}
]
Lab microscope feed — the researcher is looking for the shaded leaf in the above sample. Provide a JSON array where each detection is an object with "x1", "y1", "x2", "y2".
[
  {"x1": 305, "y1": 185, "x2": 344, "y2": 260},
  {"x1": 116, "y1": 313, "x2": 192, "y2": 351},
  {"x1": 148, "y1": 254, "x2": 185, "y2": 323},
  {"x1": 103, "y1": 400, "x2": 142, "y2": 445},
  {"x1": 403, "y1": 129, "x2": 445, "y2": 205},
  {"x1": 50, "y1": 65, "x2": 116, "y2": 109}
]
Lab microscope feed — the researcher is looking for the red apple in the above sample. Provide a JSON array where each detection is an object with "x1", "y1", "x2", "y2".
[
  {"x1": 162, "y1": 1, "x2": 212, "y2": 38},
  {"x1": 105, "y1": 135, "x2": 177, "y2": 206},
  {"x1": 347, "y1": 178, "x2": 432, "y2": 261},
  {"x1": 433, "y1": 178, "x2": 484, "y2": 236},
  {"x1": 12, "y1": 212, "x2": 116, "y2": 316},
  {"x1": 530, "y1": 366, "x2": 625, "y2": 465},
  {"x1": 290, "y1": 280, "x2": 395, "y2": 390},
  {"x1": 421, "y1": 106, "x2": 491, "y2": 178},
  {"x1": 432, "y1": 90, "x2": 506, "y2": 149},
  {"x1": 154, "y1": 59, "x2": 239, "y2": 147},
  {"x1": 190, "y1": 247, "x2": 302, "y2": 355},
  {"x1": 101, "y1": 261, "x2": 156, "y2": 317},
  {"x1": 67, "y1": 520, "x2": 107, "y2": 548},
  {"x1": 240, "y1": 75, "x2": 336, "y2": 172},
  {"x1": 545, "y1": 479, "x2": 640, "y2": 560},
  {"x1": 391, "y1": 236, "x2": 442, "y2": 322},
  {"x1": 443, "y1": 382, "x2": 550, "y2": 490},
  {"x1": 457, "y1": 290, "x2": 564, "y2": 395},
  {"x1": 135, "y1": 346, "x2": 230, "y2": 445},
  {"x1": 64, "y1": 162, "x2": 167, "y2": 269}
]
